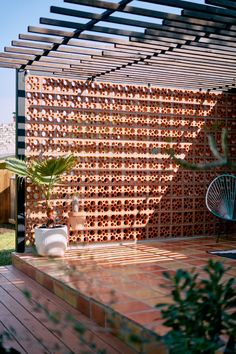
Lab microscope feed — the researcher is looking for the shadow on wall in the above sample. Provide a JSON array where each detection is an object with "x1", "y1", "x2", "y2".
[
  {"x1": 23, "y1": 77, "x2": 236, "y2": 244},
  {"x1": 146, "y1": 91, "x2": 236, "y2": 239}
]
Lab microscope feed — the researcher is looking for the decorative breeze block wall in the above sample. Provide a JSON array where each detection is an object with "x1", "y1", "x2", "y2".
[{"x1": 24, "y1": 75, "x2": 236, "y2": 245}]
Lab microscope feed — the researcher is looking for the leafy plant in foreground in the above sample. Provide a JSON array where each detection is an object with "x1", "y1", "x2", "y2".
[
  {"x1": 0, "y1": 329, "x2": 20, "y2": 353},
  {"x1": 157, "y1": 260, "x2": 236, "y2": 354}
]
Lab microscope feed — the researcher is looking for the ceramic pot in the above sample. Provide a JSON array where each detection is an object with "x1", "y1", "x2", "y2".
[{"x1": 35, "y1": 225, "x2": 68, "y2": 257}]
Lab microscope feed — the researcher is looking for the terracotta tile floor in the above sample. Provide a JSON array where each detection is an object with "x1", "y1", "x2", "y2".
[{"x1": 12, "y1": 236, "x2": 236, "y2": 352}]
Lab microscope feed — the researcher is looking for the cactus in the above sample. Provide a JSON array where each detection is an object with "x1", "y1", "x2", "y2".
[{"x1": 165, "y1": 128, "x2": 236, "y2": 171}]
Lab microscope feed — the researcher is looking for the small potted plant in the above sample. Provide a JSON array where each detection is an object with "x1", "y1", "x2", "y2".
[{"x1": 1, "y1": 155, "x2": 77, "y2": 256}]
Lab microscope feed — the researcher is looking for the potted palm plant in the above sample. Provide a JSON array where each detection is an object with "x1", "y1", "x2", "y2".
[{"x1": 0, "y1": 155, "x2": 77, "y2": 256}]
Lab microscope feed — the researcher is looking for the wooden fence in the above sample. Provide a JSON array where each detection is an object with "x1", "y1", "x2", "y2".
[{"x1": 0, "y1": 170, "x2": 13, "y2": 223}]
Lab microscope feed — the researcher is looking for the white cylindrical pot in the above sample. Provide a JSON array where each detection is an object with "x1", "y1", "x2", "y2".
[{"x1": 35, "y1": 225, "x2": 68, "y2": 257}]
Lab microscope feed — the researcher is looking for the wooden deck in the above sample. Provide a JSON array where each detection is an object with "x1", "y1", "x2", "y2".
[{"x1": 0, "y1": 265, "x2": 136, "y2": 354}]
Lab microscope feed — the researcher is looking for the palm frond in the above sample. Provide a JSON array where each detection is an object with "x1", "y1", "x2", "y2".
[
  {"x1": 0, "y1": 158, "x2": 28, "y2": 177},
  {"x1": 27, "y1": 162, "x2": 59, "y2": 187},
  {"x1": 20, "y1": 155, "x2": 76, "y2": 187},
  {"x1": 36, "y1": 155, "x2": 77, "y2": 177},
  {"x1": 1, "y1": 155, "x2": 77, "y2": 213}
]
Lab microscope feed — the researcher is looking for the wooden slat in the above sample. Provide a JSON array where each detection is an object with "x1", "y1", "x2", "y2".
[
  {"x1": 166, "y1": 14, "x2": 230, "y2": 28},
  {"x1": 51, "y1": 6, "x2": 165, "y2": 31},
  {"x1": 47, "y1": 51, "x2": 95, "y2": 61},
  {"x1": 16, "y1": 41, "x2": 142, "y2": 61},
  {"x1": 141, "y1": 60, "x2": 236, "y2": 74},
  {"x1": 99, "y1": 66, "x2": 235, "y2": 80},
  {"x1": 28, "y1": 27, "x2": 176, "y2": 51},
  {"x1": 142, "y1": 0, "x2": 236, "y2": 18},
  {"x1": 155, "y1": 53, "x2": 236, "y2": 69},
  {"x1": 0, "y1": 275, "x2": 92, "y2": 354},
  {"x1": 88, "y1": 71, "x2": 233, "y2": 85},
  {"x1": 5, "y1": 47, "x2": 44, "y2": 56},
  {"x1": 210, "y1": 33, "x2": 236, "y2": 42},
  {"x1": 0, "y1": 57, "x2": 27, "y2": 65},
  {"x1": 49, "y1": 5, "x2": 205, "y2": 40},
  {"x1": 19, "y1": 35, "x2": 105, "y2": 55},
  {"x1": 28, "y1": 26, "x2": 74, "y2": 38},
  {"x1": 64, "y1": 0, "x2": 232, "y2": 28},
  {"x1": 199, "y1": 36, "x2": 236, "y2": 48},
  {"x1": 146, "y1": 27, "x2": 236, "y2": 46},
  {"x1": 0, "y1": 297, "x2": 52, "y2": 354},
  {"x1": 39, "y1": 19, "x2": 189, "y2": 44},
  {"x1": 182, "y1": 9, "x2": 236, "y2": 23},
  {"x1": 0, "y1": 63, "x2": 20, "y2": 69},
  {"x1": 0, "y1": 0, "x2": 236, "y2": 90},
  {"x1": 12, "y1": 40, "x2": 53, "y2": 51},
  {"x1": 0, "y1": 52, "x2": 35, "y2": 61},
  {"x1": 0, "y1": 321, "x2": 27, "y2": 354},
  {"x1": 172, "y1": 47, "x2": 236, "y2": 60},
  {"x1": 64, "y1": 0, "x2": 170, "y2": 20},
  {"x1": 0, "y1": 266, "x2": 135, "y2": 354},
  {"x1": 163, "y1": 19, "x2": 225, "y2": 33},
  {"x1": 206, "y1": 0, "x2": 236, "y2": 10},
  {"x1": 180, "y1": 44, "x2": 236, "y2": 58},
  {"x1": 24, "y1": 66, "x2": 63, "y2": 73},
  {"x1": 19, "y1": 34, "x2": 64, "y2": 44}
]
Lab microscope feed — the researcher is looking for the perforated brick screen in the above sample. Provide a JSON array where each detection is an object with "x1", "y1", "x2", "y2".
[{"x1": 24, "y1": 75, "x2": 236, "y2": 245}]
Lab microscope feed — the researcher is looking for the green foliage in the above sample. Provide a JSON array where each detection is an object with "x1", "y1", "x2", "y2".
[
  {"x1": 157, "y1": 260, "x2": 236, "y2": 354},
  {"x1": 1, "y1": 155, "x2": 77, "y2": 224},
  {"x1": 0, "y1": 230, "x2": 15, "y2": 266},
  {"x1": 1, "y1": 159, "x2": 28, "y2": 177},
  {"x1": 2, "y1": 155, "x2": 76, "y2": 206},
  {"x1": 0, "y1": 327, "x2": 20, "y2": 353}
]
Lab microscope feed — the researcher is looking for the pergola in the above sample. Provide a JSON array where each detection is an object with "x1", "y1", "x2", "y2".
[
  {"x1": 1, "y1": 0, "x2": 236, "y2": 252},
  {"x1": 0, "y1": 0, "x2": 236, "y2": 91}
]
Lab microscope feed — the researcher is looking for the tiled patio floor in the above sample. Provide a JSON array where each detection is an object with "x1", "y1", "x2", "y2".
[{"x1": 12, "y1": 236, "x2": 236, "y2": 353}]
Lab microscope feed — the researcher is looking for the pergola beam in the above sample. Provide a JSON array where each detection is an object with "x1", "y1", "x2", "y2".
[
  {"x1": 0, "y1": 0, "x2": 235, "y2": 90},
  {"x1": 142, "y1": 0, "x2": 236, "y2": 18},
  {"x1": 206, "y1": 0, "x2": 236, "y2": 10}
]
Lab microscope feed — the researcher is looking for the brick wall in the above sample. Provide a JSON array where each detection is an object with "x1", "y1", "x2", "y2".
[{"x1": 24, "y1": 75, "x2": 236, "y2": 245}]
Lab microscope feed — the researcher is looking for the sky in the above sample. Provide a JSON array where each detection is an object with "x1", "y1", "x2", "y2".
[
  {"x1": 0, "y1": 0, "x2": 64, "y2": 124},
  {"x1": 0, "y1": 0, "x2": 206, "y2": 124}
]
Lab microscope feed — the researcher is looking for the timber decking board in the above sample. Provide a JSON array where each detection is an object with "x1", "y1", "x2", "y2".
[{"x1": 0, "y1": 265, "x2": 136, "y2": 354}]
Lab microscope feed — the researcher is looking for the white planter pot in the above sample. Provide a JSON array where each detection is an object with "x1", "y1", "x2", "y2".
[{"x1": 35, "y1": 225, "x2": 68, "y2": 257}]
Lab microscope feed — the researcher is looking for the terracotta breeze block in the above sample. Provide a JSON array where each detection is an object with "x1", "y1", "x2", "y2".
[{"x1": 24, "y1": 75, "x2": 236, "y2": 245}]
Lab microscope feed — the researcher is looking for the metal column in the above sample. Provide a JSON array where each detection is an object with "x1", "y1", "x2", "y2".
[{"x1": 15, "y1": 70, "x2": 26, "y2": 252}]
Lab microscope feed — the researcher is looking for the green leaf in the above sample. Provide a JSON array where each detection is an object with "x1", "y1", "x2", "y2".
[
  {"x1": 158, "y1": 260, "x2": 236, "y2": 354},
  {"x1": 36, "y1": 155, "x2": 77, "y2": 177},
  {"x1": 1, "y1": 154, "x2": 77, "y2": 221},
  {"x1": 1, "y1": 158, "x2": 28, "y2": 177}
]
